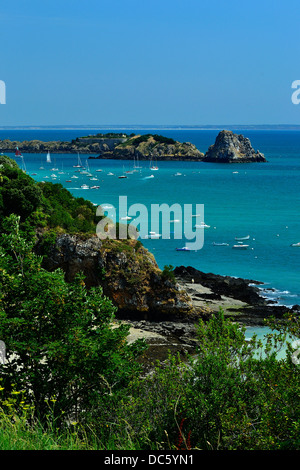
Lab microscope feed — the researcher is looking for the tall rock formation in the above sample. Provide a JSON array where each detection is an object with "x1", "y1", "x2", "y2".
[{"x1": 203, "y1": 130, "x2": 267, "y2": 163}]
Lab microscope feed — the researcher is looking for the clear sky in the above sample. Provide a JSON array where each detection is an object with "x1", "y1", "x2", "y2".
[{"x1": 0, "y1": 0, "x2": 300, "y2": 126}]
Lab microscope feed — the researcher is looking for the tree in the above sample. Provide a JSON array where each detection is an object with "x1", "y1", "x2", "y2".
[{"x1": 0, "y1": 214, "x2": 146, "y2": 424}]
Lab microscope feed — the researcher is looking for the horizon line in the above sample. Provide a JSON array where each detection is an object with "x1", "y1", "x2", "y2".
[{"x1": 1, "y1": 124, "x2": 300, "y2": 130}]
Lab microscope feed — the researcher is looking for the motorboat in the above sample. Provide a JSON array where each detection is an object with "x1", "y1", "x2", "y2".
[
  {"x1": 235, "y1": 235, "x2": 250, "y2": 241},
  {"x1": 291, "y1": 242, "x2": 300, "y2": 247},
  {"x1": 195, "y1": 223, "x2": 210, "y2": 228},
  {"x1": 176, "y1": 247, "x2": 191, "y2": 251},
  {"x1": 143, "y1": 233, "x2": 161, "y2": 239},
  {"x1": 232, "y1": 244, "x2": 249, "y2": 249}
]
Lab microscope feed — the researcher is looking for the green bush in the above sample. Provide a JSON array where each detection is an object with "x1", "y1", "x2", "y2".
[{"x1": 0, "y1": 215, "x2": 146, "y2": 426}]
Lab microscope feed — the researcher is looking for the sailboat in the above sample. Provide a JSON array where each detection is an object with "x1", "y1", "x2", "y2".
[
  {"x1": 15, "y1": 147, "x2": 22, "y2": 157},
  {"x1": 39, "y1": 156, "x2": 44, "y2": 170},
  {"x1": 46, "y1": 151, "x2": 51, "y2": 163},
  {"x1": 150, "y1": 159, "x2": 159, "y2": 170},
  {"x1": 51, "y1": 157, "x2": 59, "y2": 171},
  {"x1": 118, "y1": 165, "x2": 127, "y2": 178},
  {"x1": 133, "y1": 155, "x2": 142, "y2": 170},
  {"x1": 73, "y1": 153, "x2": 83, "y2": 168},
  {"x1": 58, "y1": 162, "x2": 64, "y2": 174}
]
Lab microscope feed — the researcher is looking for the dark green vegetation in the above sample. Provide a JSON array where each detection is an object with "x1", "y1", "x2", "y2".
[
  {"x1": 0, "y1": 155, "x2": 98, "y2": 235},
  {"x1": 0, "y1": 156, "x2": 299, "y2": 450},
  {"x1": 118, "y1": 133, "x2": 177, "y2": 148},
  {"x1": 75, "y1": 132, "x2": 131, "y2": 140}
]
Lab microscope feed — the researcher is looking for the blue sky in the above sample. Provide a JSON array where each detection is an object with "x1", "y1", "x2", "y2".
[{"x1": 0, "y1": 0, "x2": 299, "y2": 126}]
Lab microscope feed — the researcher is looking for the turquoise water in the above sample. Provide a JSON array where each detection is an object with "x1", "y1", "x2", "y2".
[{"x1": 3, "y1": 128, "x2": 300, "y2": 346}]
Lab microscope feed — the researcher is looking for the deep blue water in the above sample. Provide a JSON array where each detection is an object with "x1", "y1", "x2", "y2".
[{"x1": 3, "y1": 129, "x2": 300, "y2": 317}]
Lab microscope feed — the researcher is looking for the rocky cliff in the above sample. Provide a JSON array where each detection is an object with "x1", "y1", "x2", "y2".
[
  {"x1": 0, "y1": 136, "x2": 126, "y2": 154},
  {"x1": 100, "y1": 134, "x2": 204, "y2": 161},
  {"x1": 0, "y1": 133, "x2": 204, "y2": 161},
  {"x1": 37, "y1": 233, "x2": 197, "y2": 321},
  {"x1": 203, "y1": 130, "x2": 266, "y2": 163}
]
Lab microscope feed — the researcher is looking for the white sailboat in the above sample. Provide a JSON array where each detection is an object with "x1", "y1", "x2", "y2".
[
  {"x1": 133, "y1": 155, "x2": 142, "y2": 170},
  {"x1": 73, "y1": 153, "x2": 83, "y2": 168},
  {"x1": 150, "y1": 159, "x2": 159, "y2": 170},
  {"x1": 46, "y1": 151, "x2": 51, "y2": 163}
]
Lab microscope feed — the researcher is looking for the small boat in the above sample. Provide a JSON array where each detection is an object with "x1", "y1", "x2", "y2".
[
  {"x1": 15, "y1": 147, "x2": 22, "y2": 157},
  {"x1": 150, "y1": 159, "x2": 159, "y2": 170},
  {"x1": 71, "y1": 175, "x2": 78, "y2": 179},
  {"x1": 133, "y1": 155, "x2": 142, "y2": 170},
  {"x1": 143, "y1": 233, "x2": 161, "y2": 239},
  {"x1": 120, "y1": 216, "x2": 132, "y2": 220},
  {"x1": 176, "y1": 247, "x2": 191, "y2": 251},
  {"x1": 232, "y1": 244, "x2": 249, "y2": 249},
  {"x1": 73, "y1": 153, "x2": 83, "y2": 168},
  {"x1": 81, "y1": 184, "x2": 89, "y2": 189},
  {"x1": 291, "y1": 242, "x2": 300, "y2": 247},
  {"x1": 195, "y1": 223, "x2": 210, "y2": 228},
  {"x1": 65, "y1": 180, "x2": 72, "y2": 182},
  {"x1": 96, "y1": 169, "x2": 103, "y2": 172},
  {"x1": 118, "y1": 175, "x2": 127, "y2": 179},
  {"x1": 235, "y1": 235, "x2": 250, "y2": 241},
  {"x1": 91, "y1": 185, "x2": 100, "y2": 189},
  {"x1": 107, "y1": 172, "x2": 114, "y2": 176}
]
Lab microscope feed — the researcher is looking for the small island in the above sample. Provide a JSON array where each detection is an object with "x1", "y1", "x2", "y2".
[
  {"x1": 0, "y1": 130, "x2": 267, "y2": 163},
  {"x1": 203, "y1": 130, "x2": 267, "y2": 163}
]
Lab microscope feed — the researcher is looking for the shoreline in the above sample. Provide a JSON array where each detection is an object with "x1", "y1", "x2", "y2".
[{"x1": 116, "y1": 265, "x2": 299, "y2": 370}]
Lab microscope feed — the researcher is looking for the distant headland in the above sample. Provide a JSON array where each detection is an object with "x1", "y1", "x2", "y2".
[{"x1": 0, "y1": 130, "x2": 266, "y2": 163}]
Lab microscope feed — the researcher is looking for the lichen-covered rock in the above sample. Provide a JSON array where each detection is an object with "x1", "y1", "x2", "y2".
[{"x1": 203, "y1": 130, "x2": 266, "y2": 163}]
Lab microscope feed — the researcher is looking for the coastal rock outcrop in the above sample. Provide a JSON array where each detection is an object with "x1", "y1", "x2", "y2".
[
  {"x1": 108, "y1": 134, "x2": 204, "y2": 161},
  {"x1": 38, "y1": 233, "x2": 197, "y2": 321},
  {"x1": 0, "y1": 133, "x2": 204, "y2": 161},
  {"x1": 203, "y1": 130, "x2": 267, "y2": 163}
]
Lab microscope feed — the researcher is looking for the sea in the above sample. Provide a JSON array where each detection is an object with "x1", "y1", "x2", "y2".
[{"x1": 2, "y1": 128, "x2": 300, "y2": 355}]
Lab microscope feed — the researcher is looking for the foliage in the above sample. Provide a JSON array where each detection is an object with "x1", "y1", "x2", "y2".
[
  {"x1": 161, "y1": 265, "x2": 176, "y2": 284},
  {"x1": 88, "y1": 310, "x2": 300, "y2": 450},
  {"x1": 0, "y1": 215, "x2": 146, "y2": 425},
  {"x1": 0, "y1": 158, "x2": 99, "y2": 235},
  {"x1": 119, "y1": 134, "x2": 176, "y2": 148}
]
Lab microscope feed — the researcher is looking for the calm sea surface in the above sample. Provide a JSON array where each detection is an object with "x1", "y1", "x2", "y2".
[{"x1": 3, "y1": 128, "x2": 300, "y2": 348}]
